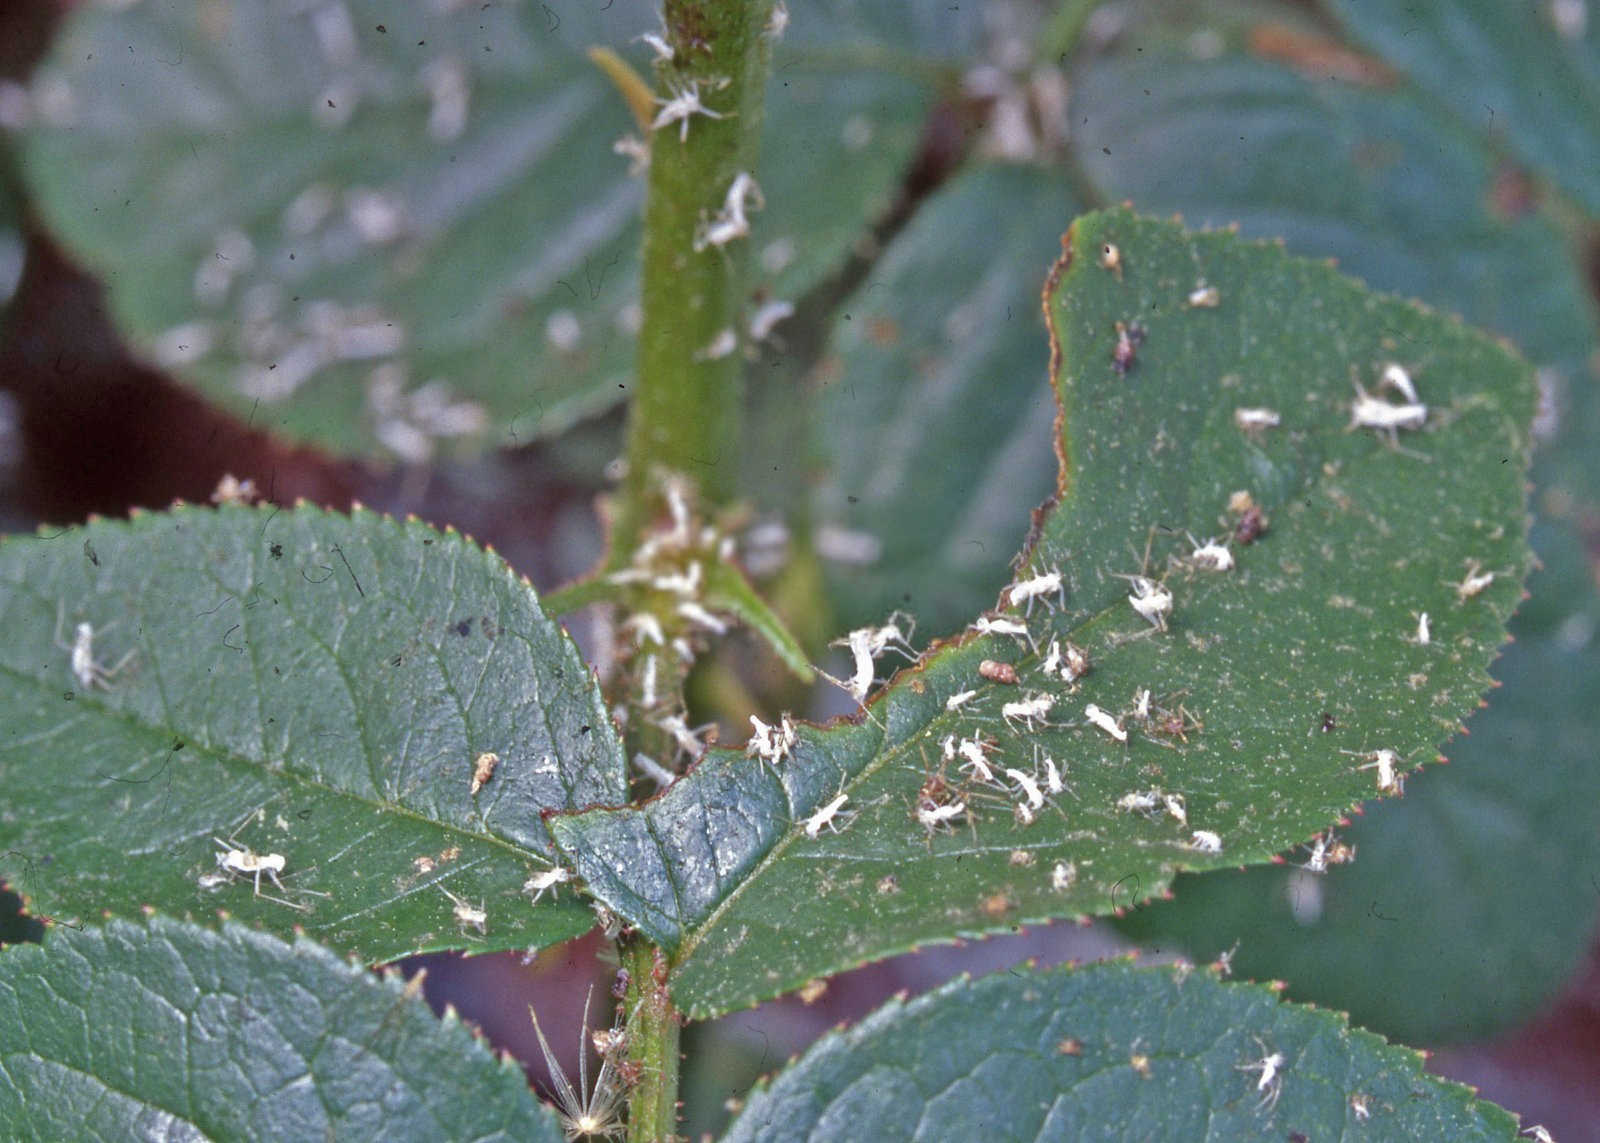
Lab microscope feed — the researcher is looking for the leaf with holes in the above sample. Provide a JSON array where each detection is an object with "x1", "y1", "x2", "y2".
[
  {"x1": 0, "y1": 504, "x2": 625, "y2": 962},
  {"x1": 551, "y1": 208, "x2": 1535, "y2": 1019},
  {"x1": 722, "y1": 960, "x2": 1523, "y2": 1142},
  {"x1": 0, "y1": 917, "x2": 566, "y2": 1140}
]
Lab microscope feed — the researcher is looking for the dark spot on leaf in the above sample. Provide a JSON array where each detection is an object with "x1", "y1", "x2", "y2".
[
  {"x1": 269, "y1": 543, "x2": 283, "y2": 559},
  {"x1": 375, "y1": 24, "x2": 386, "y2": 32},
  {"x1": 847, "y1": 495, "x2": 859, "y2": 504},
  {"x1": 1320, "y1": 712, "x2": 1336, "y2": 733},
  {"x1": 454, "y1": 618, "x2": 473, "y2": 637},
  {"x1": 580, "y1": 725, "x2": 592, "y2": 734},
  {"x1": 391, "y1": 654, "x2": 404, "y2": 667},
  {"x1": 83, "y1": 540, "x2": 99, "y2": 566}
]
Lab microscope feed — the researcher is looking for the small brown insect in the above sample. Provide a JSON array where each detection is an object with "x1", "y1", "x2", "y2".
[
  {"x1": 1098, "y1": 242, "x2": 1123, "y2": 278},
  {"x1": 1111, "y1": 320, "x2": 1145, "y2": 375},
  {"x1": 978, "y1": 659, "x2": 1020, "y2": 685},
  {"x1": 1234, "y1": 505, "x2": 1267, "y2": 545},
  {"x1": 1319, "y1": 712, "x2": 1336, "y2": 733}
]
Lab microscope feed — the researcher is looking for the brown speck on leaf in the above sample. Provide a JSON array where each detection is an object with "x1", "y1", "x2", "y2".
[
  {"x1": 979, "y1": 892, "x2": 1012, "y2": 917},
  {"x1": 1129, "y1": 1053, "x2": 1152, "y2": 1077},
  {"x1": 798, "y1": 978, "x2": 829, "y2": 1005},
  {"x1": 1112, "y1": 320, "x2": 1144, "y2": 375},
  {"x1": 1234, "y1": 505, "x2": 1267, "y2": 545},
  {"x1": 1058, "y1": 1037, "x2": 1083, "y2": 1056},
  {"x1": 978, "y1": 659, "x2": 1019, "y2": 685},
  {"x1": 470, "y1": 750, "x2": 500, "y2": 795},
  {"x1": 876, "y1": 874, "x2": 900, "y2": 895}
]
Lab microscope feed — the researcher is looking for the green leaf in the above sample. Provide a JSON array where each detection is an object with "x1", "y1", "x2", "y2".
[
  {"x1": 1116, "y1": 522, "x2": 1600, "y2": 1044},
  {"x1": 1327, "y1": 0, "x2": 1600, "y2": 216},
  {"x1": 19, "y1": 0, "x2": 651, "y2": 459},
  {"x1": 552, "y1": 209, "x2": 1536, "y2": 1019},
  {"x1": 16, "y1": 1, "x2": 947, "y2": 460},
  {"x1": 0, "y1": 916, "x2": 564, "y2": 1141},
  {"x1": 814, "y1": 162, "x2": 1076, "y2": 639},
  {"x1": 1069, "y1": 34, "x2": 1600, "y2": 1043},
  {"x1": 0, "y1": 504, "x2": 625, "y2": 962},
  {"x1": 722, "y1": 960, "x2": 1523, "y2": 1142},
  {"x1": 1071, "y1": 44, "x2": 1597, "y2": 387}
]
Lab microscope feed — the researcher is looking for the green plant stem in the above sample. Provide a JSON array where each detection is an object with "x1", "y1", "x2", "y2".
[
  {"x1": 612, "y1": 0, "x2": 776, "y2": 563},
  {"x1": 621, "y1": 937, "x2": 682, "y2": 1143}
]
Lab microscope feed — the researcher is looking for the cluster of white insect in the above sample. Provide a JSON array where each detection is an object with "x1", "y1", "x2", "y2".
[
  {"x1": 1039, "y1": 637, "x2": 1090, "y2": 683},
  {"x1": 694, "y1": 171, "x2": 764, "y2": 252},
  {"x1": 1189, "y1": 830, "x2": 1224, "y2": 855},
  {"x1": 746, "y1": 712, "x2": 798, "y2": 770}
]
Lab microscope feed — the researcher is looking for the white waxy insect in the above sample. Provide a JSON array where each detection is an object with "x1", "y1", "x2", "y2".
[
  {"x1": 1134, "y1": 688, "x2": 1152, "y2": 722},
  {"x1": 651, "y1": 79, "x2": 724, "y2": 142},
  {"x1": 1014, "y1": 801, "x2": 1037, "y2": 826},
  {"x1": 638, "y1": 31, "x2": 673, "y2": 61},
  {"x1": 1303, "y1": 833, "x2": 1332, "y2": 874},
  {"x1": 916, "y1": 799, "x2": 966, "y2": 833},
  {"x1": 748, "y1": 299, "x2": 794, "y2": 342},
  {"x1": 1190, "y1": 830, "x2": 1223, "y2": 854},
  {"x1": 1187, "y1": 283, "x2": 1221, "y2": 308},
  {"x1": 957, "y1": 738, "x2": 998, "y2": 784},
  {"x1": 1378, "y1": 361, "x2": 1420, "y2": 404},
  {"x1": 1040, "y1": 638, "x2": 1063, "y2": 677},
  {"x1": 213, "y1": 838, "x2": 293, "y2": 903},
  {"x1": 529, "y1": 987, "x2": 625, "y2": 1142},
  {"x1": 522, "y1": 866, "x2": 574, "y2": 906},
  {"x1": 945, "y1": 689, "x2": 979, "y2": 712},
  {"x1": 1455, "y1": 562, "x2": 1495, "y2": 601},
  {"x1": 829, "y1": 615, "x2": 915, "y2": 702},
  {"x1": 612, "y1": 133, "x2": 650, "y2": 175},
  {"x1": 677, "y1": 600, "x2": 729, "y2": 635},
  {"x1": 1124, "y1": 576, "x2": 1173, "y2": 630},
  {"x1": 1356, "y1": 749, "x2": 1404, "y2": 795},
  {"x1": 1519, "y1": 1127, "x2": 1554, "y2": 1143},
  {"x1": 1163, "y1": 793, "x2": 1188, "y2": 826},
  {"x1": 1098, "y1": 243, "x2": 1122, "y2": 275},
  {"x1": 1189, "y1": 535, "x2": 1235, "y2": 571},
  {"x1": 767, "y1": 0, "x2": 789, "y2": 37},
  {"x1": 1117, "y1": 790, "x2": 1161, "y2": 815},
  {"x1": 639, "y1": 653, "x2": 660, "y2": 709},
  {"x1": 746, "y1": 712, "x2": 798, "y2": 769},
  {"x1": 55, "y1": 605, "x2": 136, "y2": 691},
  {"x1": 694, "y1": 171, "x2": 764, "y2": 251},
  {"x1": 622, "y1": 611, "x2": 666, "y2": 648},
  {"x1": 1001, "y1": 692, "x2": 1054, "y2": 730},
  {"x1": 1349, "y1": 1093, "x2": 1371, "y2": 1122},
  {"x1": 1062, "y1": 641, "x2": 1090, "y2": 681},
  {"x1": 1084, "y1": 702, "x2": 1128, "y2": 743},
  {"x1": 1042, "y1": 756, "x2": 1065, "y2": 796},
  {"x1": 1415, "y1": 611, "x2": 1431, "y2": 646},
  {"x1": 1004, "y1": 768, "x2": 1045, "y2": 812},
  {"x1": 1349, "y1": 380, "x2": 1427, "y2": 439},
  {"x1": 1006, "y1": 568, "x2": 1065, "y2": 614},
  {"x1": 440, "y1": 886, "x2": 487, "y2": 935},
  {"x1": 803, "y1": 791, "x2": 852, "y2": 839},
  {"x1": 631, "y1": 751, "x2": 676, "y2": 789},
  {"x1": 1233, "y1": 406, "x2": 1281, "y2": 435},
  {"x1": 658, "y1": 712, "x2": 709, "y2": 759},
  {"x1": 652, "y1": 560, "x2": 702, "y2": 596},
  {"x1": 1238, "y1": 1046, "x2": 1285, "y2": 1113},
  {"x1": 1051, "y1": 860, "x2": 1077, "y2": 891},
  {"x1": 972, "y1": 614, "x2": 1034, "y2": 647}
]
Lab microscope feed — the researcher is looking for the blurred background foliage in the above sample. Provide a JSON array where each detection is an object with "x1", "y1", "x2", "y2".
[{"x1": 2, "y1": 0, "x2": 1598, "y2": 1138}]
